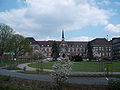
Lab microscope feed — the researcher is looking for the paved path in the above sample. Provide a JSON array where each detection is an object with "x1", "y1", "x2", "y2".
[
  {"x1": 17, "y1": 63, "x2": 120, "y2": 75},
  {"x1": 17, "y1": 63, "x2": 54, "y2": 72},
  {"x1": 0, "y1": 63, "x2": 119, "y2": 85},
  {"x1": 0, "y1": 67, "x2": 109, "y2": 85}
]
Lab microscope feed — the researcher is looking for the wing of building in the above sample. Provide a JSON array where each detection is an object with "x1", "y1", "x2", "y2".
[{"x1": 90, "y1": 38, "x2": 111, "y2": 58}]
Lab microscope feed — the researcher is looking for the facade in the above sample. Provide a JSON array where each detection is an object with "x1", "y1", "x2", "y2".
[
  {"x1": 1, "y1": 31, "x2": 114, "y2": 60},
  {"x1": 111, "y1": 37, "x2": 120, "y2": 60},
  {"x1": 27, "y1": 31, "x2": 112, "y2": 59},
  {"x1": 27, "y1": 31, "x2": 88, "y2": 58},
  {"x1": 90, "y1": 38, "x2": 111, "y2": 58}
]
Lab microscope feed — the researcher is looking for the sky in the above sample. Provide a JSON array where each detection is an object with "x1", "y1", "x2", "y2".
[{"x1": 0, "y1": 0, "x2": 120, "y2": 41}]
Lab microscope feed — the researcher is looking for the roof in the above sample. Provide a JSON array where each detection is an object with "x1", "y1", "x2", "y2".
[
  {"x1": 26, "y1": 37, "x2": 38, "y2": 45},
  {"x1": 90, "y1": 38, "x2": 110, "y2": 46},
  {"x1": 37, "y1": 41, "x2": 61, "y2": 47},
  {"x1": 112, "y1": 37, "x2": 120, "y2": 44},
  {"x1": 37, "y1": 40, "x2": 88, "y2": 48}
]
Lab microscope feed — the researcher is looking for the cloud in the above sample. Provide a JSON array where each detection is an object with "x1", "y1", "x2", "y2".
[
  {"x1": 37, "y1": 36, "x2": 61, "y2": 41},
  {"x1": 69, "y1": 36, "x2": 94, "y2": 41},
  {"x1": 0, "y1": 0, "x2": 111, "y2": 40},
  {"x1": 97, "y1": 0, "x2": 110, "y2": 5},
  {"x1": 114, "y1": 1, "x2": 120, "y2": 6},
  {"x1": 104, "y1": 24, "x2": 120, "y2": 33}
]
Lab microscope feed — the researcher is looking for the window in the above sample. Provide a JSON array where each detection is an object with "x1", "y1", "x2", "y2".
[
  {"x1": 99, "y1": 47, "x2": 101, "y2": 51},
  {"x1": 95, "y1": 47, "x2": 98, "y2": 51},
  {"x1": 106, "y1": 52, "x2": 108, "y2": 56},
  {"x1": 102, "y1": 47, "x2": 104, "y2": 51},
  {"x1": 72, "y1": 48, "x2": 74, "y2": 52},
  {"x1": 68, "y1": 48, "x2": 70, "y2": 52},
  {"x1": 80, "y1": 48, "x2": 81, "y2": 52},
  {"x1": 81, "y1": 45, "x2": 82, "y2": 47},
  {"x1": 77, "y1": 45, "x2": 79, "y2": 47},
  {"x1": 106, "y1": 47, "x2": 109, "y2": 51},
  {"x1": 109, "y1": 48, "x2": 111, "y2": 51},
  {"x1": 99, "y1": 53, "x2": 101, "y2": 56},
  {"x1": 109, "y1": 53, "x2": 111, "y2": 56},
  {"x1": 76, "y1": 48, "x2": 78, "y2": 52},
  {"x1": 102, "y1": 53, "x2": 104, "y2": 56}
]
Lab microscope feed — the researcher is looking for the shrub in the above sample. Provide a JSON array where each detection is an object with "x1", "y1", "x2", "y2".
[
  {"x1": 70, "y1": 55, "x2": 83, "y2": 62},
  {"x1": 108, "y1": 79, "x2": 120, "y2": 90},
  {"x1": 23, "y1": 66, "x2": 26, "y2": 71},
  {"x1": 36, "y1": 68, "x2": 40, "y2": 73},
  {"x1": 102, "y1": 57, "x2": 111, "y2": 61},
  {"x1": 52, "y1": 57, "x2": 72, "y2": 89}
]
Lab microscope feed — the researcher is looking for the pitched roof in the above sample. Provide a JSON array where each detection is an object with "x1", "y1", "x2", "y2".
[
  {"x1": 90, "y1": 38, "x2": 110, "y2": 46},
  {"x1": 37, "y1": 41, "x2": 61, "y2": 47},
  {"x1": 26, "y1": 37, "x2": 38, "y2": 45},
  {"x1": 37, "y1": 40, "x2": 88, "y2": 48}
]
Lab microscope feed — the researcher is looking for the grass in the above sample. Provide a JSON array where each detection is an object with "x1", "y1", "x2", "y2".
[
  {"x1": 28, "y1": 61, "x2": 120, "y2": 72},
  {"x1": 0, "y1": 59, "x2": 31, "y2": 67},
  {"x1": 0, "y1": 75, "x2": 109, "y2": 89},
  {"x1": 19, "y1": 70, "x2": 52, "y2": 74},
  {"x1": 28, "y1": 62, "x2": 54, "y2": 69}
]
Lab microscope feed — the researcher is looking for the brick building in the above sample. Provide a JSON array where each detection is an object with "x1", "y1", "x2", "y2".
[
  {"x1": 90, "y1": 38, "x2": 112, "y2": 58},
  {"x1": 27, "y1": 30, "x2": 88, "y2": 58},
  {"x1": 111, "y1": 37, "x2": 120, "y2": 60},
  {"x1": 27, "y1": 31, "x2": 112, "y2": 59}
]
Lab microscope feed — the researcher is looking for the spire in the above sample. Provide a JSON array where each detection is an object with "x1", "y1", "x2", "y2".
[{"x1": 62, "y1": 29, "x2": 65, "y2": 41}]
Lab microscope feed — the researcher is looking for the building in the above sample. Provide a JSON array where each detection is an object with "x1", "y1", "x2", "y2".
[
  {"x1": 90, "y1": 38, "x2": 112, "y2": 58},
  {"x1": 111, "y1": 37, "x2": 120, "y2": 60},
  {"x1": 27, "y1": 30, "x2": 88, "y2": 58},
  {"x1": 27, "y1": 31, "x2": 112, "y2": 59}
]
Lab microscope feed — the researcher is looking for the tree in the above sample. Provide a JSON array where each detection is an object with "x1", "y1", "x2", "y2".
[
  {"x1": 51, "y1": 41, "x2": 59, "y2": 61},
  {"x1": 10, "y1": 34, "x2": 33, "y2": 61},
  {"x1": 0, "y1": 23, "x2": 14, "y2": 61},
  {"x1": 87, "y1": 42, "x2": 93, "y2": 61},
  {"x1": 52, "y1": 57, "x2": 72, "y2": 90}
]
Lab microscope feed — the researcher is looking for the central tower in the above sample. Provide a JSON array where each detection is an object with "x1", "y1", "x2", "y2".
[
  {"x1": 62, "y1": 29, "x2": 65, "y2": 41},
  {"x1": 60, "y1": 29, "x2": 68, "y2": 57}
]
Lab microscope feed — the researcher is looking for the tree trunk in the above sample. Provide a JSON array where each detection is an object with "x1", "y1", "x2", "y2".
[{"x1": 0, "y1": 52, "x2": 3, "y2": 63}]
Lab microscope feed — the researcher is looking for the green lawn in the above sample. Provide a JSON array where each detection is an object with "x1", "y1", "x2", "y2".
[
  {"x1": 28, "y1": 61, "x2": 120, "y2": 72},
  {"x1": 0, "y1": 59, "x2": 31, "y2": 67}
]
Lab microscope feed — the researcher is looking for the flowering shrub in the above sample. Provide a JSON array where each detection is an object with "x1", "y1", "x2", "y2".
[{"x1": 52, "y1": 57, "x2": 72, "y2": 85}]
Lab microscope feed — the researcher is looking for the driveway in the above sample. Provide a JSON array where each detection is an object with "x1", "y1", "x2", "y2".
[{"x1": 0, "y1": 67, "x2": 109, "y2": 85}]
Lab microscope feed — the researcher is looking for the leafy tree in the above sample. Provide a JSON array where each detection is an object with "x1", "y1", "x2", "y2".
[
  {"x1": 10, "y1": 34, "x2": 33, "y2": 61},
  {"x1": 51, "y1": 41, "x2": 59, "y2": 61},
  {"x1": 0, "y1": 23, "x2": 14, "y2": 61},
  {"x1": 52, "y1": 57, "x2": 72, "y2": 90},
  {"x1": 87, "y1": 42, "x2": 93, "y2": 61}
]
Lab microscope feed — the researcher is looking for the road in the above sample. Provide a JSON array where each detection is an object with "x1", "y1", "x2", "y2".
[{"x1": 0, "y1": 67, "x2": 110, "y2": 85}]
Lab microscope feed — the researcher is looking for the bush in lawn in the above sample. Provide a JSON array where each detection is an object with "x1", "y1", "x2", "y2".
[
  {"x1": 70, "y1": 55, "x2": 83, "y2": 62},
  {"x1": 52, "y1": 57, "x2": 72, "y2": 89},
  {"x1": 108, "y1": 79, "x2": 120, "y2": 90},
  {"x1": 74, "y1": 55, "x2": 83, "y2": 62},
  {"x1": 102, "y1": 57, "x2": 111, "y2": 61},
  {"x1": 23, "y1": 66, "x2": 26, "y2": 71}
]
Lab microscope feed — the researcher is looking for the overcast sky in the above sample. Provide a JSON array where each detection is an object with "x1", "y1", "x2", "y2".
[{"x1": 0, "y1": 0, "x2": 120, "y2": 41}]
